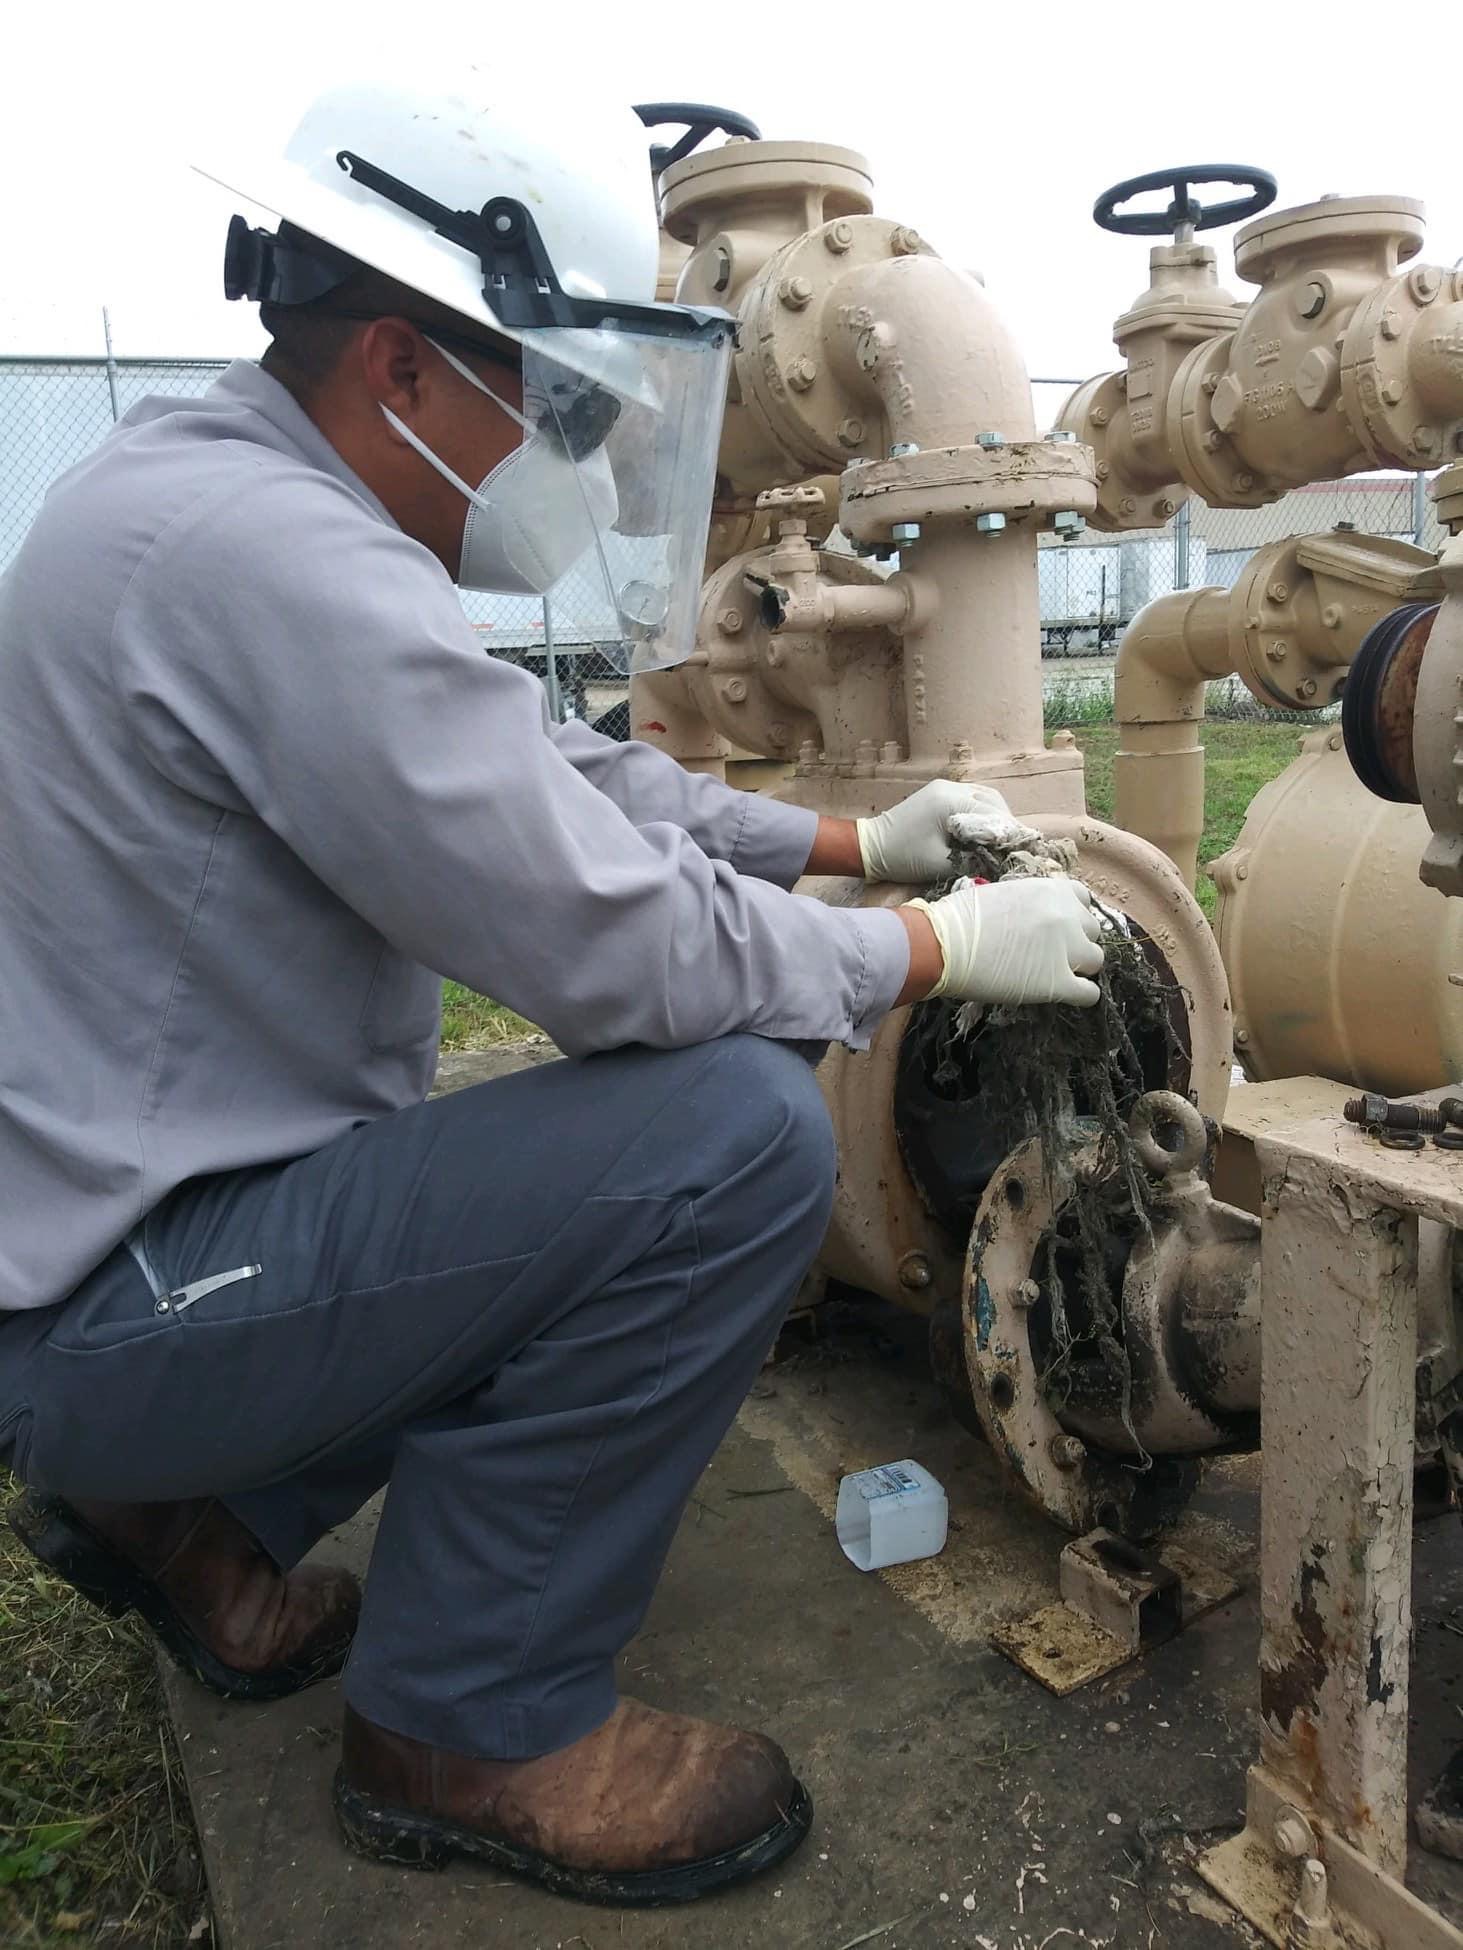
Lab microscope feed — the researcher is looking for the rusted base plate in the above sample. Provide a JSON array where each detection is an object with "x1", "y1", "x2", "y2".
[
  {"x1": 1201, "y1": 1765, "x2": 1463, "y2": 1950},
  {"x1": 992, "y1": 1536, "x2": 1238, "y2": 1696}
]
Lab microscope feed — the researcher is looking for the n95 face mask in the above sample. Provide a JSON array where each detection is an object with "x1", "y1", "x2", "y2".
[{"x1": 381, "y1": 340, "x2": 618, "y2": 596}]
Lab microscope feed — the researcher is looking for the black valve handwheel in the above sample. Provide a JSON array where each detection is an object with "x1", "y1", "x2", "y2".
[
  {"x1": 1093, "y1": 165, "x2": 1278, "y2": 238},
  {"x1": 633, "y1": 104, "x2": 762, "y2": 176}
]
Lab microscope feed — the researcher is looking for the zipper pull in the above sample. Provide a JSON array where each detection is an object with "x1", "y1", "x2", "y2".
[{"x1": 155, "y1": 1263, "x2": 262, "y2": 1316}]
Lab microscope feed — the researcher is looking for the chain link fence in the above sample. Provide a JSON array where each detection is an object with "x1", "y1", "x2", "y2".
[
  {"x1": 1, "y1": 356, "x2": 1447, "y2": 736},
  {"x1": 0, "y1": 355, "x2": 633, "y2": 731}
]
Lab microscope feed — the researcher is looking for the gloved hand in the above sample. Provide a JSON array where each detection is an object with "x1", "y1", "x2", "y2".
[
  {"x1": 857, "y1": 781, "x2": 1037, "y2": 884},
  {"x1": 906, "y1": 876, "x2": 1105, "y2": 1007}
]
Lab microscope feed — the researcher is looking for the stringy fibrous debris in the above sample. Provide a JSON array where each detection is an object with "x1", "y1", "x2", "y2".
[{"x1": 906, "y1": 831, "x2": 1184, "y2": 1449}]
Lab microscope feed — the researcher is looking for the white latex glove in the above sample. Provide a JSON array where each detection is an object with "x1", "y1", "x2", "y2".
[
  {"x1": 907, "y1": 876, "x2": 1105, "y2": 1007},
  {"x1": 857, "y1": 782, "x2": 1038, "y2": 884}
]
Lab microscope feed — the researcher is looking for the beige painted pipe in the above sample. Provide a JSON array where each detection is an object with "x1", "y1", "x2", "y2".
[
  {"x1": 1112, "y1": 586, "x2": 1233, "y2": 886},
  {"x1": 833, "y1": 252, "x2": 1037, "y2": 452},
  {"x1": 898, "y1": 526, "x2": 1047, "y2": 767},
  {"x1": 824, "y1": 254, "x2": 1046, "y2": 765}
]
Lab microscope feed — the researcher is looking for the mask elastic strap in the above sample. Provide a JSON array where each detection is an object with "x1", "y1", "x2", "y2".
[
  {"x1": 427, "y1": 337, "x2": 536, "y2": 439},
  {"x1": 378, "y1": 404, "x2": 489, "y2": 505}
]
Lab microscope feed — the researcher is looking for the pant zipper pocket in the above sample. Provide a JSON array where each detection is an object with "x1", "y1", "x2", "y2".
[{"x1": 154, "y1": 1264, "x2": 262, "y2": 1316}]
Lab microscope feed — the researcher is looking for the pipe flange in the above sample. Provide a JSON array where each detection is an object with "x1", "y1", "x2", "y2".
[
  {"x1": 1168, "y1": 335, "x2": 1287, "y2": 510},
  {"x1": 1416, "y1": 551, "x2": 1463, "y2": 895},
  {"x1": 839, "y1": 440, "x2": 1097, "y2": 544},
  {"x1": 1231, "y1": 538, "x2": 1349, "y2": 710},
  {"x1": 1341, "y1": 601, "x2": 1439, "y2": 802},
  {"x1": 736, "y1": 215, "x2": 936, "y2": 474},
  {"x1": 1232, "y1": 193, "x2": 1424, "y2": 286},
  {"x1": 961, "y1": 1136, "x2": 1200, "y2": 1538},
  {"x1": 1432, "y1": 463, "x2": 1463, "y2": 536},
  {"x1": 1057, "y1": 371, "x2": 1187, "y2": 532},
  {"x1": 1342, "y1": 268, "x2": 1463, "y2": 470}
]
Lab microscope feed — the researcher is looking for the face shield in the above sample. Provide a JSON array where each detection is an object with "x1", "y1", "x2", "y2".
[
  {"x1": 516, "y1": 321, "x2": 731, "y2": 674},
  {"x1": 234, "y1": 146, "x2": 736, "y2": 672}
]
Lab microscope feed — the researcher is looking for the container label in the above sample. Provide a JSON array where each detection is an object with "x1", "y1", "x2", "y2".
[{"x1": 859, "y1": 1464, "x2": 920, "y2": 1501}]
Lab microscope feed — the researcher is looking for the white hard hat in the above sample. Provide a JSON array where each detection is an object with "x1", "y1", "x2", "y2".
[
  {"x1": 198, "y1": 74, "x2": 663, "y2": 346},
  {"x1": 199, "y1": 77, "x2": 741, "y2": 672}
]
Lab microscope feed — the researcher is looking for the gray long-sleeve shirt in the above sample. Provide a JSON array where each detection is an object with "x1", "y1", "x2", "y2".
[{"x1": 0, "y1": 361, "x2": 908, "y2": 1313}]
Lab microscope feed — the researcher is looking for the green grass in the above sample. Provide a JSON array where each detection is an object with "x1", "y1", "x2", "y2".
[
  {"x1": 0, "y1": 1491, "x2": 208, "y2": 1948},
  {"x1": 1066, "y1": 719, "x2": 1304, "y2": 917},
  {"x1": 0, "y1": 717, "x2": 1305, "y2": 1944},
  {"x1": 440, "y1": 982, "x2": 535, "y2": 1050}
]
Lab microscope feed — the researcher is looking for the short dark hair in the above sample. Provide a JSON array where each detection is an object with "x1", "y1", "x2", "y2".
[{"x1": 258, "y1": 231, "x2": 515, "y2": 402}]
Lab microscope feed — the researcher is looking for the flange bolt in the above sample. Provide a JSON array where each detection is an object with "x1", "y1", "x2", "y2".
[{"x1": 1344, "y1": 1094, "x2": 1453, "y2": 1132}]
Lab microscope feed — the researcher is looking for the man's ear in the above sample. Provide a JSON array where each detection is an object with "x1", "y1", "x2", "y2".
[{"x1": 359, "y1": 317, "x2": 428, "y2": 422}]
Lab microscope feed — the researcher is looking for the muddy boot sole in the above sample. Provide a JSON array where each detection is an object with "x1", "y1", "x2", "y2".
[
  {"x1": 332, "y1": 1768, "x2": 814, "y2": 1906},
  {"x1": 7, "y1": 1490, "x2": 353, "y2": 1704}
]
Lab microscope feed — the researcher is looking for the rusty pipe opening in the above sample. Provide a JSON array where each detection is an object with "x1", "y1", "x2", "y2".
[{"x1": 1342, "y1": 601, "x2": 1440, "y2": 804}]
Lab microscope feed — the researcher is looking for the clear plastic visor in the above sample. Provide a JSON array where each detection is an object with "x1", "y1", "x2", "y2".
[{"x1": 519, "y1": 320, "x2": 731, "y2": 675}]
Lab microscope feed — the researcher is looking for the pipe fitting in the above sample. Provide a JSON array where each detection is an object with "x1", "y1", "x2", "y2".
[
  {"x1": 1114, "y1": 534, "x2": 1441, "y2": 883},
  {"x1": 1062, "y1": 195, "x2": 1462, "y2": 528}
]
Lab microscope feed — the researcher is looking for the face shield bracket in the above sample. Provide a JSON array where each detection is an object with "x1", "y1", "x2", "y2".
[{"x1": 333, "y1": 150, "x2": 730, "y2": 344}]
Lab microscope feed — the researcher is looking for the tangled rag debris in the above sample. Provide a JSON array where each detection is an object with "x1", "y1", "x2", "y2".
[{"x1": 906, "y1": 820, "x2": 1184, "y2": 1452}]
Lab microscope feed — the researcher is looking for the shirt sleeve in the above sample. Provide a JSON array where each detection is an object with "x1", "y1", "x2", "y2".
[
  {"x1": 550, "y1": 717, "x2": 819, "y2": 889},
  {"x1": 109, "y1": 465, "x2": 908, "y2": 1060}
]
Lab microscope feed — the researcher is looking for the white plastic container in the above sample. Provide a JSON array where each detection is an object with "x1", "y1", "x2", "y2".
[{"x1": 835, "y1": 1459, "x2": 948, "y2": 1572}]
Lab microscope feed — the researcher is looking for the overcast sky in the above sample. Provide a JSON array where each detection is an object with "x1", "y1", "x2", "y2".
[{"x1": 5, "y1": 0, "x2": 1462, "y2": 398}]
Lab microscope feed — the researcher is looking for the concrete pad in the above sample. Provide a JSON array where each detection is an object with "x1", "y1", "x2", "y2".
[{"x1": 164, "y1": 1046, "x2": 1463, "y2": 1949}]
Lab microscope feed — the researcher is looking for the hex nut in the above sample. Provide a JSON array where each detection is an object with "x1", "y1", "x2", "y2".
[
  {"x1": 897, "y1": 1251, "x2": 933, "y2": 1290},
  {"x1": 838, "y1": 417, "x2": 866, "y2": 449},
  {"x1": 890, "y1": 225, "x2": 922, "y2": 256},
  {"x1": 1274, "y1": 1809, "x2": 1314, "y2": 1860},
  {"x1": 778, "y1": 275, "x2": 814, "y2": 311},
  {"x1": 787, "y1": 358, "x2": 817, "y2": 393},
  {"x1": 891, "y1": 521, "x2": 922, "y2": 545},
  {"x1": 975, "y1": 513, "x2": 1007, "y2": 535},
  {"x1": 1050, "y1": 1434, "x2": 1086, "y2": 1469},
  {"x1": 825, "y1": 220, "x2": 854, "y2": 254},
  {"x1": 1211, "y1": 372, "x2": 1245, "y2": 434}
]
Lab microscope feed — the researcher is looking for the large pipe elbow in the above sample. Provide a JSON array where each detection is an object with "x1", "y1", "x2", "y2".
[
  {"x1": 1113, "y1": 586, "x2": 1234, "y2": 887},
  {"x1": 833, "y1": 254, "x2": 1037, "y2": 451},
  {"x1": 1114, "y1": 586, "x2": 1233, "y2": 728}
]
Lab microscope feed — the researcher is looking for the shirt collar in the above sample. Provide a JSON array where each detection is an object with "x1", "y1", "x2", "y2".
[{"x1": 210, "y1": 360, "x2": 398, "y2": 528}]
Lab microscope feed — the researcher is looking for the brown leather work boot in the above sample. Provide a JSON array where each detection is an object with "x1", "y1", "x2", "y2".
[
  {"x1": 334, "y1": 1697, "x2": 813, "y2": 1906},
  {"x1": 7, "y1": 1490, "x2": 359, "y2": 1702}
]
